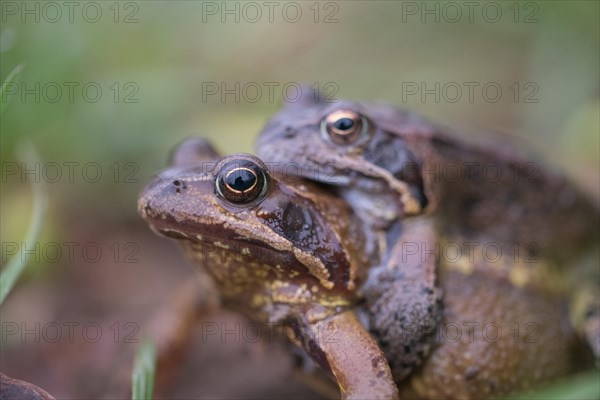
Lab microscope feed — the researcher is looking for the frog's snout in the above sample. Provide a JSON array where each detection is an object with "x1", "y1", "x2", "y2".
[
  {"x1": 171, "y1": 179, "x2": 188, "y2": 193},
  {"x1": 137, "y1": 179, "x2": 169, "y2": 223},
  {"x1": 137, "y1": 173, "x2": 185, "y2": 219},
  {"x1": 137, "y1": 178, "x2": 189, "y2": 239}
]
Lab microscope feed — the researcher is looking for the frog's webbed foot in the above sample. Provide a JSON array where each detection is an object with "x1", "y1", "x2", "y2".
[
  {"x1": 571, "y1": 282, "x2": 600, "y2": 362},
  {"x1": 360, "y1": 217, "x2": 441, "y2": 382},
  {"x1": 293, "y1": 310, "x2": 399, "y2": 400}
]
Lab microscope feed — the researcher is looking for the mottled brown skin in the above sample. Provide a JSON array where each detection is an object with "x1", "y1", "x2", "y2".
[
  {"x1": 256, "y1": 94, "x2": 599, "y2": 398},
  {"x1": 359, "y1": 217, "x2": 441, "y2": 383},
  {"x1": 138, "y1": 139, "x2": 398, "y2": 399},
  {"x1": 140, "y1": 155, "x2": 365, "y2": 304},
  {"x1": 257, "y1": 96, "x2": 598, "y2": 256},
  {"x1": 293, "y1": 310, "x2": 399, "y2": 399},
  {"x1": 401, "y1": 267, "x2": 578, "y2": 399}
]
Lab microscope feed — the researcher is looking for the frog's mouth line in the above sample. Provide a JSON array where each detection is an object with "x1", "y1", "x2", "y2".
[
  {"x1": 138, "y1": 171, "x2": 356, "y2": 292},
  {"x1": 142, "y1": 211, "x2": 356, "y2": 294},
  {"x1": 261, "y1": 143, "x2": 425, "y2": 216}
]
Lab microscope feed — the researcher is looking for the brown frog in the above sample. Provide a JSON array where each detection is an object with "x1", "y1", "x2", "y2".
[
  {"x1": 139, "y1": 138, "x2": 402, "y2": 399},
  {"x1": 256, "y1": 94, "x2": 600, "y2": 398}
]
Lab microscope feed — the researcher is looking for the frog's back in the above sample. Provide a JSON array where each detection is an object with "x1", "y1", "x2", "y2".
[
  {"x1": 396, "y1": 266, "x2": 586, "y2": 400},
  {"x1": 365, "y1": 102, "x2": 599, "y2": 261}
]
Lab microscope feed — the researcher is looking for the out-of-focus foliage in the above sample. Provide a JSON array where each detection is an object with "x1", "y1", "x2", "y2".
[
  {"x1": 1, "y1": 1, "x2": 598, "y2": 233},
  {"x1": 0, "y1": 63, "x2": 23, "y2": 115},
  {"x1": 131, "y1": 341, "x2": 156, "y2": 400},
  {"x1": 504, "y1": 370, "x2": 600, "y2": 400},
  {"x1": 0, "y1": 141, "x2": 47, "y2": 305},
  {"x1": 1, "y1": 1, "x2": 598, "y2": 398}
]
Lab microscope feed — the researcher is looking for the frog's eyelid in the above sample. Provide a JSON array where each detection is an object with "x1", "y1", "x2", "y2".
[
  {"x1": 183, "y1": 175, "x2": 212, "y2": 182},
  {"x1": 165, "y1": 174, "x2": 211, "y2": 183},
  {"x1": 273, "y1": 121, "x2": 318, "y2": 134},
  {"x1": 173, "y1": 174, "x2": 212, "y2": 182}
]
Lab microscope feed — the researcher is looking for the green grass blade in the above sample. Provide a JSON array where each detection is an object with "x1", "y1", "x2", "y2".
[
  {"x1": 0, "y1": 142, "x2": 47, "y2": 305},
  {"x1": 131, "y1": 341, "x2": 157, "y2": 400},
  {"x1": 0, "y1": 63, "x2": 25, "y2": 116},
  {"x1": 503, "y1": 370, "x2": 600, "y2": 400}
]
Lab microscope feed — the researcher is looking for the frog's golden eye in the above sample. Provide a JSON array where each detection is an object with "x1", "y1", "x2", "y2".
[
  {"x1": 215, "y1": 159, "x2": 269, "y2": 204},
  {"x1": 321, "y1": 109, "x2": 369, "y2": 146}
]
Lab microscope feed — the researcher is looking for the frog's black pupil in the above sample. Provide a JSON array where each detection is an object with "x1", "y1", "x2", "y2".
[
  {"x1": 226, "y1": 169, "x2": 256, "y2": 192},
  {"x1": 216, "y1": 159, "x2": 269, "y2": 204},
  {"x1": 334, "y1": 118, "x2": 354, "y2": 131}
]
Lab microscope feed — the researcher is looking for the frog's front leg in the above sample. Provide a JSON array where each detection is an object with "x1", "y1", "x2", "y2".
[
  {"x1": 148, "y1": 274, "x2": 220, "y2": 396},
  {"x1": 294, "y1": 310, "x2": 399, "y2": 400},
  {"x1": 360, "y1": 217, "x2": 441, "y2": 382}
]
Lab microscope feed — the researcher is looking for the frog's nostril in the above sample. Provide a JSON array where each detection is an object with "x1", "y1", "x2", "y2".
[
  {"x1": 283, "y1": 126, "x2": 296, "y2": 138},
  {"x1": 173, "y1": 180, "x2": 187, "y2": 193}
]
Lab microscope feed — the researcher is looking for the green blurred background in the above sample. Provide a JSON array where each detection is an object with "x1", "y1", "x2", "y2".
[{"x1": 1, "y1": 1, "x2": 598, "y2": 398}]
